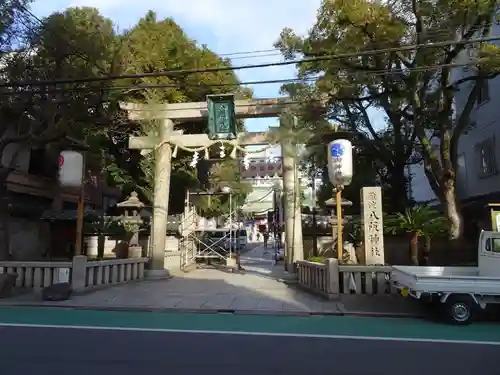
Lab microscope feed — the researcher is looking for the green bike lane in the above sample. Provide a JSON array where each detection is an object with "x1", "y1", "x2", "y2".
[{"x1": 0, "y1": 306, "x2": 499, "y2": 344}]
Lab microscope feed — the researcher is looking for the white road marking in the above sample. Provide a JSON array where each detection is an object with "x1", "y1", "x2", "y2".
[{"x1": 0, "y1": 322, "x2": 499, "y2": 346}]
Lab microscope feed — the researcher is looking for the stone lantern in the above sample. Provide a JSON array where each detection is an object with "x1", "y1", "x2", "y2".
[{"x1": 117, "y1": 192, "x2": 144, "y2": 258}]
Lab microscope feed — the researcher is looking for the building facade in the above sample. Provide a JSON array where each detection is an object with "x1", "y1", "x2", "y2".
[{"x1": 1, "y1": 130, "x2": 120, "y2": 260}]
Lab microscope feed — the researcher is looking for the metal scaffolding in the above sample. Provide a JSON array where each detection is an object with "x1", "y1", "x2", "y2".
[{"x1": 179, "y1": 189, "x2": 236, "y2": 271}]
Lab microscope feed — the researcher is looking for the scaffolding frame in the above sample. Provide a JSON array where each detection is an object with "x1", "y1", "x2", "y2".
[{"x1": 179, "y1": 189, "x2": 236, "y2": 271}]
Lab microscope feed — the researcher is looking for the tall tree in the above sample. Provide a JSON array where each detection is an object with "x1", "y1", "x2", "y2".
[
  {"x1": 276, "y1": 0, "x2": 500, "y2": 239},
  {"x1": 0, "y1": 7, "x2": 122, "y2": 258},
  {"x1": 0, "y1": 0, "x2": 32, "y2": 53},
  {"x1": 115, "y1": 11, "x2": 252, "y2": 214}
]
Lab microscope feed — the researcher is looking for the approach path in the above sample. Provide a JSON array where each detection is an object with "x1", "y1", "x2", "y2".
[{"x1": 3, "y1": 244, "x2": 341, "y2": 314}]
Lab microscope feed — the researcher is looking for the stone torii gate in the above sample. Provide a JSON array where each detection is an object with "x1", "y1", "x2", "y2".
[{"x1": 120, "y1": 98, "x2": 304, "y2": 276}]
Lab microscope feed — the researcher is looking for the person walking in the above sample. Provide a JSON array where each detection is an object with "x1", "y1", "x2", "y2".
[{"x1": 263, "y1": 231, "x2": 269, "y2": 249}]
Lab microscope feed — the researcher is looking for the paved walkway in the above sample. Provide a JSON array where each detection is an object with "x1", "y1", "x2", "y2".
[
  {"x1": 1, "y1": 245, "x2": 434, "y2": 317},
  {"x1": 3, "y1": 245, "x2": 342, "y2": 314}
]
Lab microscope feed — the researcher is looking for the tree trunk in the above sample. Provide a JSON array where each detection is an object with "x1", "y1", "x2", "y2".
[
  {"x1": 422, "y1": 235, "x2": 431, "y2": 266},
  {"x1": 387, "y1": 163, "x2": 408, "y2": 213},
  {"x1": 0, "y1": 168, "x2": 12, "y2": 260},
  {"x1": 410, "y1": 231, "x2": 419, "y2": 266},
  {"x1": 442, "y1": 178, "x2": 463, "y2": 240},
  {"x1": 354, "y1": 241, "x2": 365, "y2": 264}
]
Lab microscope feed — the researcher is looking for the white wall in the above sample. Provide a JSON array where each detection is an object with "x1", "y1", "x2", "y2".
[{"x1": 0, "y1": 125, "x2": 31, "y2": 172}]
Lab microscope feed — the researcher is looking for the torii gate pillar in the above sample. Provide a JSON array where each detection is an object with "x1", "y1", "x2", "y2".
[{"x1": 150, "y1": 119, "x2": 173, "y2": 274}]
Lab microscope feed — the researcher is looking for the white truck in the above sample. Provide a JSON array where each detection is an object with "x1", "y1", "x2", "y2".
[{"x1": 391, "y1": 230, "x2": 500, "y2": 325}]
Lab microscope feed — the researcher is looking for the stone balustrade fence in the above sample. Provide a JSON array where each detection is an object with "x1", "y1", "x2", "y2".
[
  {"x1": 297, "y1": 259, "x2": 395, "y2": 298},
  {"x1": 0, "y1": 256, "x2": 148, "y2": 292}
]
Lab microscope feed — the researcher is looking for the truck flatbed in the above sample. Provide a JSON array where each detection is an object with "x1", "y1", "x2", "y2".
[{"x1": 392, "y1": 265, "x2": 500, "y2": 295}]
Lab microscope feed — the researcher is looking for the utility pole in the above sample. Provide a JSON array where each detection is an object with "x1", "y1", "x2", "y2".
[
  {"x1": 311, "y1": 155, "x2": 318, "y2": 257},
  {"x1": 336, "y1": 186, "x2": 343, "y2": 262}
]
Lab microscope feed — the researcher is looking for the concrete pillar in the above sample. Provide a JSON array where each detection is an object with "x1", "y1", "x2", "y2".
[
  {"x1": 150, "y1": 119, "x2": 174, "y2": 276},
  {"x1": 280, "y1": 118, "x2": 304, "y2": 269},
  {"x1": 325, "y1": 258, "x2": 339, "y2": 297},
  {"x1": 71, "y1": 255, "x2": 87, "y2": 291}
]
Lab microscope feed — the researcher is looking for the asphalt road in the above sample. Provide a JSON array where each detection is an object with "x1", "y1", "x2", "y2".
[{"x1": 1, "y1": 326, "x2": 499, "y2": 375}]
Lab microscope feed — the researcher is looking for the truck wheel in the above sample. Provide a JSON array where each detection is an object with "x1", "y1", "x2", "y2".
[{"x1": 444, "y1": 295, "x2": 476, "y2": 325}]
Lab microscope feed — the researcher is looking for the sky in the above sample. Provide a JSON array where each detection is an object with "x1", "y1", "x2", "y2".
[{"x1": 31, "y1": 0, "x2": 322, "y2": 137}]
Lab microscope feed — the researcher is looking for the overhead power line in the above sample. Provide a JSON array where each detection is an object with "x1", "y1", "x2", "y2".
[
  {"x1": 216, "y1": 21, "x2": 498, "y2": 58},
  {"x1": 1, "y1": 35, "x2": 498, "y2": 88},
  {"x1": 0, "y1": 60, "x2": 485, "y2": 97}
]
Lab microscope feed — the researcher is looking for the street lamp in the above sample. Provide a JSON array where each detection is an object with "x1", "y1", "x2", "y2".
[{"x1": 305, "y1": 127, "x2": 358, "y2": 262}]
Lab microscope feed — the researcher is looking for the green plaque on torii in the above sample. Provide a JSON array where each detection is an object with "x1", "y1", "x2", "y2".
[{"x1": 207, "y1": 94, "x2": 237, "y2": 140}]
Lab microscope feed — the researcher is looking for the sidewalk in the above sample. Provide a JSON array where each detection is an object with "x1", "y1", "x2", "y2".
[
  {"x1": 0, "y1": 245, "x2": 425, "y2": 318},
  {"x1": 1, "y1": 245, "x2": 341, "y2": 315}
]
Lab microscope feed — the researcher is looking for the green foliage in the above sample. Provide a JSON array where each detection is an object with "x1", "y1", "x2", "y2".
[
  {"x1": 384, "y1": 205, "x2": 450, "y2": 238},
  {"x1": 276, "y1": 0, "x2": 500, "y2": 235},
  {"x1": 1, "y1": 7, "x2": 124, "y2": 167},
  {"x1": 108, "y1": 12, "x2": 254, "y2": 214},
  {"x1": 385, "y1": 204, "x2": 449, "y2": 265},
  {"x1": 308, "y1": 256, "x2": 326, "y2": 263},
  {"x1": 345, "y1": 216, "x2": 364, "y2": 246}
]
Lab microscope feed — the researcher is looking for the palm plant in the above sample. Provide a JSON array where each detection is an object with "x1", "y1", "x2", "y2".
[{"x1": 385, "y1": 205, "x2": 449, "y2": 266}]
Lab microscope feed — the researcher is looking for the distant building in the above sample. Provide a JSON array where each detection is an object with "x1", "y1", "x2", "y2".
[
  {"x1": 240, "y1": 157, "x2": 282, "y2": 217},
  {"x1": 240, "y1": 146, "x2": 320, "y2": 219}
]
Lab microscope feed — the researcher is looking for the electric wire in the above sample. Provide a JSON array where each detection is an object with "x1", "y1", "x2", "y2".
[{"x1": 1, "y1": 35, "x2": 498, "y2": 88}]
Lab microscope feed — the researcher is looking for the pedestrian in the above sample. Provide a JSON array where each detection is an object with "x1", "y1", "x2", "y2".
[{"x1": 263, "y1": 231, "x2": 269, "y2": 249}]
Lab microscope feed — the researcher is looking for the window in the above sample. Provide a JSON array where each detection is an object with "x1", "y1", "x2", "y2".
[
  {"x1": 485, "y1": 238, "x2": 500, "y2": 253},
  {"x1": 462, "y1": 46, "x2": 476, "y2": 72},
  {"x1": 456, "y1": 154, "x2": 468, "y2": 198},
  {"x1": 476, "y1": 79, "x2": 490, "y2": 107},
  {"x1": 476, "y1": 137, "x2": 497, "y2": 177},
  {"x1": 28, "y1": 148, "x2": 52, "y2": 177}
]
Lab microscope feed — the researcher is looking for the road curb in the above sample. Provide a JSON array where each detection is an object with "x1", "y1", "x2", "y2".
[
  {"x1": 279, "y1": 281, "x2": 425, "y2": 319},
  {"x1": 337, "y1": 303, "x2": 426, "y2": 319},
  {"x1": 0, "y1": 302, "x2": 426, "y2": 319},
  {"x1": 276, "y1": 278, "x2": 298, "y2": 285},
  {"x1": 0, "y1": 303, "x2": 341, "y2": 317}
]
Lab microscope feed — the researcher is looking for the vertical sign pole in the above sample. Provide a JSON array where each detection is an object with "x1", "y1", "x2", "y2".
[
  {"x1": 75, "y1": 152, "x2": 86, "y2": 256},
  {"x1": 336, "y1": 187, "x2": 343, "y2": 263}
]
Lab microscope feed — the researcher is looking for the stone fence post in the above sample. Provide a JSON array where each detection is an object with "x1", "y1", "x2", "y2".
[
  {"x1": 325, "y1": 258, "x2": 339, "y2": 296},
  {"x1": 71, "y1": 255, "x2": 88, "y2": 291}
]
